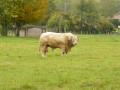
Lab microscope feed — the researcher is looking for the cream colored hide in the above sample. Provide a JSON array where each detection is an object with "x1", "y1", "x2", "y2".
[{"x1": 39, "y1": 32, "x2": 79, "y2": 57}]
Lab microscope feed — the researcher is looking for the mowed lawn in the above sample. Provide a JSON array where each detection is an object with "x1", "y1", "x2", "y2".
[{"x1": 0, "y1": 35, "x2": 120, "y2": 90}]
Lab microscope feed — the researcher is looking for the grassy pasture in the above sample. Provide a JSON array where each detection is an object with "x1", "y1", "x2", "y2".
[{"x1": 0, "y1": 35, "x2": 120, "y2": 90}]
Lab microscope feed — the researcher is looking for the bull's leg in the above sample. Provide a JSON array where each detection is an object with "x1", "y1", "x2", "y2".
[
  {"x1": 52, "y1": 48, "x2": 55, "y2": 52},
  {"x1": 62, "y1": 52, "x2": 65, "y2": 56},
  {"x1": 42, "y1": 51, "x2": 46, "y2": 57},
  {"x1": 45, "y1": 46, "x2": 48, "y2": 52},
  {"x1": 65, "y1": 52, "x2": 68, "y2": 56},
  {"x1": 61, "y1": 46, "x2": 65, "y2": 56},
  {"x1": 41, "y1": 46, "x2": 47, "y2": 57}
]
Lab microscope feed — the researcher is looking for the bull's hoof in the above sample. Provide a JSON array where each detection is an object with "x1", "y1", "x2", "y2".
[
  {"x1": 42, "y1": 56, "x2": 47, "y2": 57},
  {"x1": 42, "y1": 54, "x2": 47, "y2": 57}
]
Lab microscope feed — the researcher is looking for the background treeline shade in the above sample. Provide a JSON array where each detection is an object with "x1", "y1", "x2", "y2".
[{"x1": 0, "y1": 0, "x2": 120, "y2": 36}]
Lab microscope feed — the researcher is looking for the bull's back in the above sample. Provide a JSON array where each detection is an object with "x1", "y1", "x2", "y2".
[
  {"x1": 47, "y1": 34, "x2": 66, "y2": 48},
  {"x1": 40, "y1": 33, "x2": 68, "y2": 48}
]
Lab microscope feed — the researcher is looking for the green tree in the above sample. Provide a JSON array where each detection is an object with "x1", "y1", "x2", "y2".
[
  {"x1": 47, "y1": 12, "x2": 70, "y2": 32},
  {"x1": 95, "y1": 18, "x2": 114, "y2": 34},
  {"x1": 77, "y1": 0, "x2": 100, "y2": 23},
  {"x1": 11, "y1": 0, "x2": 49, "y2": 36},
  {"x1": 99, "y1": 0, "x2": 120, "y2": 17},
  {"x1": 36, "y1": 0, "x2": 56, "y2": 26},
  {"x1": 0, "y1": 0, "x2": 13, "y2": 36}
]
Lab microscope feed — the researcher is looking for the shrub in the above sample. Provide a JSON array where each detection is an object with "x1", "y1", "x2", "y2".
[
  {"x1": 109, "y1": 19, "x2": 119, "y2": 28},
  {"x1": 96, "y1": 20, "x2": 114, "y2": 34}
]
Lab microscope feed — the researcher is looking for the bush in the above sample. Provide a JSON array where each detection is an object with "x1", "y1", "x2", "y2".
[
  {"x1": 109, "y1": 19, "x2": 119, "y2": 28},
  {"x1": 96, "y1": 20, "x2": 114, "y2": 34}
]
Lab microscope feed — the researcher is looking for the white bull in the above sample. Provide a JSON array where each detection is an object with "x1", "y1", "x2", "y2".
[{"x1": 39, "y1": 32, "x2": 79, "y2": 57}]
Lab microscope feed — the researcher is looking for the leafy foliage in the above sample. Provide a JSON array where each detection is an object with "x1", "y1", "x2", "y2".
[
  {"x1": 94, "y1": 19, "x2": 114, "y2": 34},
  {"x1": 0, "y1": 0, "x2": 50, "y2": 36},
  {"x1": 47, "y1": 12, "x2": 70, "y2": 32},
  {"x1": 109, "y1": 19, "x2": 119, "y2": 28},
  {"x1": 11, "y1": 0, "x2": 49, "y2": 24},
  {"x1": 0, "y1": 0, "x2": 16, "y2": 35},
  {"x1": 99, "y1": 0, "x2": 120, "y2": 17}
]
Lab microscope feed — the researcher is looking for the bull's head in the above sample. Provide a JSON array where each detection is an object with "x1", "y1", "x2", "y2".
[{"x1": 68, "y1": 35, "x2": 79, "y2": 47}]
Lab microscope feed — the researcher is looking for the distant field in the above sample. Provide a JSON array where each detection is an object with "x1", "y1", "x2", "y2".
[{"x1": 0, "y1": 35, "x2": 120, "y2": 90}]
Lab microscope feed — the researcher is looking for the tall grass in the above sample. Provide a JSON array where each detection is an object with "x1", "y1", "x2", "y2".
[{"x1": 0, "y1": 35, "x2": 120, "y2": 89}]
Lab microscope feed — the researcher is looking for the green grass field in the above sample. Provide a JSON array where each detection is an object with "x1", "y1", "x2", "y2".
[{"x1": 0, "y1": 35, "x2": 120, "y2": 90}]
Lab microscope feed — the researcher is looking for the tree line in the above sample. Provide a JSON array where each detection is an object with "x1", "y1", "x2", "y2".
[
  {"x1": 0, "y1": 0, "x2": 49, "y2": 36},
  {"x1": 0, "y1": 0, "x2": 120, "y2": 36}
]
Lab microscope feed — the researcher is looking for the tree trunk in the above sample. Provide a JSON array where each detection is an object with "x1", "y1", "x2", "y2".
[
  {"x1": 1, "y1": 24, "x2": 5, "y2": 35},
  {"x1": 74, "y1": 30, "x2": 75, "y2": 34},
  {"x1": 25, "y1": 29, "x2": 27, "y2": 37},
  {"x1": 64, "y1": 27, "x2": 66, "y2": 33},
  {"x1": 16, "y1": 22, "x2": 21, "y2": 36},
  {"x1": 90, "y1": 31, "x2": 91, "y2": 34},
  {"x1": 57, "y1": 29, "x2": 59, "y2": 33},
  {"x1": 1, "y1": 24, "x2": 7, "y2": 36},
  {"x1": 59, "y1": 10, "x2": 61, "y2": 33},
  {"x1": 81, "y1": 30, "x2": 83, "y2": 34},
  {"x1": 99, "y1": 31, "x2": 101, "y2": 34},
  {"x1": 45, "y1": 29, "x2": 46, "y2": 32},
  {"x1": 106, "y1": 30, "x2": 107, "y2": 34}
]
